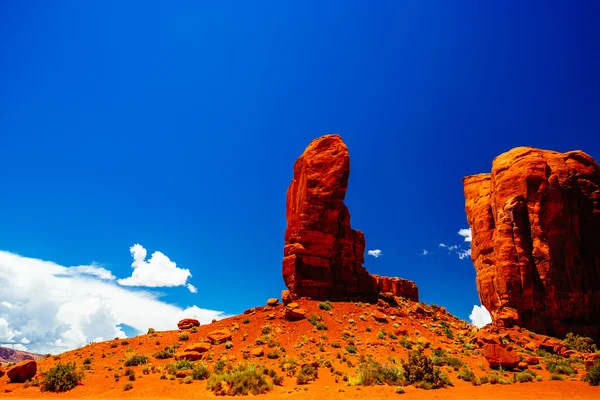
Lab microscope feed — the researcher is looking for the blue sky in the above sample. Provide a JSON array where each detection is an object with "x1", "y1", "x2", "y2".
[{"x1": 1, "y1": 1, "x2": 599, "y2": 352}]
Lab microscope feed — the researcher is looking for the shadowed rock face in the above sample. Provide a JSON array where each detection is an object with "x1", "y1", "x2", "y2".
[
  {"x1": 283, "y1": 134, "x2": 418, "y2": 302},
  {"x1": 463, "y1": 147, "x2": 600, "y2": 341}
]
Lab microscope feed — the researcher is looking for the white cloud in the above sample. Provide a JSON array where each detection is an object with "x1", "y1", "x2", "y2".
[
  {"x1": 186, "y1": 283, "x2": 197, "y2": 293},
  {"x1": 367, "y1": 249, "x2": 382, "y2": 258},
  {"x1": 458, "y1": 228, "x2": 472, "y2": 243},
  {"x1": 469, "y1": 305, "x2": 492, "y2": 328},
  {"x1": 457, "y1": 249, "x2": 472, "y2": 260},
  {"x1": 13, "y1": 344, "x2": 28, "y2": 351},
  {"x1": 0, "y1": 249, "x2": 228, "y2": 354},
  {"x1": 56, "y1": 264, "x2": 116, "y2": 280},
  {"x1": 117, "y1": 244, "x2": 192, "y2": 288},
  {"x1": 421, "y1": 249, "x2": 429, "y2": 256}
]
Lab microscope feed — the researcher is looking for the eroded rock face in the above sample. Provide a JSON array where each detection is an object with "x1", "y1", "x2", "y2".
[
  {"x1": 283, "y1": 134, "x2": 418, "y2": 301},
  {"x1": 7, "y1": 360, "x2": 37, "y2": 383},
  {"x1": 463, "y1": 147, "x2": 600, "y2": 341}
]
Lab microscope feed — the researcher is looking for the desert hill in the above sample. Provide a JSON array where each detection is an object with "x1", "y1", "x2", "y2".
[{"x1": 0, "y1": 347, "x2": 43, "y2": 364}]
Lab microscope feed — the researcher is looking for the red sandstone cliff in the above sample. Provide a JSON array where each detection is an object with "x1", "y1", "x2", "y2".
[
  {"x1": 282, "y1": 134, "x2": 418, "y2": 301},
  {"x1": 463, "y1": 147, "x2": 600, "y2": 341}
]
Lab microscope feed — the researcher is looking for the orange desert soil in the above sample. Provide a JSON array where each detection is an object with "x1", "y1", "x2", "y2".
[{"x1": 1, "y1": 299, "x2": 599, "y2": 399}]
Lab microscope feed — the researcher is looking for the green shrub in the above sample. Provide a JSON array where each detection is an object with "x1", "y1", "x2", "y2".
[
  {"x1": 214, "y1": 360, "x2": 227, "y2": 373},
  {"x1": 457, "y1": 368, "x2": 476, "y2": 383},
  {"x1": 399, "y1": 337, "x2": 413, "y2": 350},
  {"x1": 191, "y1": 363, "x2": 211, "y2": 380},
  {"x1": 124, "y1": 354, "x2": 148, "y2": 367},
  {"x1": 550, "y1": 374, "x2": 565, "y2": 381},
  {"x1": 164, "y1": 360, "x2": 194, "y2": 375},
  {"x1": 191, "y1": 326, "x2": 198, "y2": 333},
  {"x1": 318, "y1": 301, "x2": 332, "y2": 311},
  {"x1": 316, "y1": 322, "x2": 328, "y2": 331},
  {"x1": 355, "y1": 360, "x2": 404, "y2": 386},
  {"x1": 395, "y1": 385, "x2": 405, "y2": 394},
  {"x1": 154, "y1": 346, "x2": 176, "y2": 359},
  {"x1": 178, "y1": 332, "x2": 189, "y2": 341},
  {"x1": 207, "y1": 364, "x2": 272, "y2": 395},
  {"x1": 183, "y1": 376, "x2": 193, "y2": 384},
  {"x1": 225, "y1": 341, "x2": 233, "y2": 349},
  {"x1": 444, "y1": 356, "x2": 465, "y2": 369},
  {"x1": 515, "y1": 372, "x2": 534, "y2": 382},
  {"x1": 439, "y1": 322, "x2": 453, "y2": 339},
  {"x1": 40, "y1": 362, "x2": 84, "y2": 393},
  {"x1": 345, "y1": 345, "x2": 357, "y2": 354},
  {"x1": 584, "y1": 365, "x2": 600, "y2": 386},
  {"x1": 83, "y1": 357, "x2": 92, "y2": 365},
  {"x1": 261, "y1": 325, "x2": 271, "y2": 334},
  {"x1": 546, "y1": 360, "x2": 576, "y2": 375},
  {"x1": 402, "y1": 351, "x2": 452, "y2": 389},
  {"x1": 147, "y1": 328, "x2": 156, "y2": 334},
  {"x1": 296, "y1": 364, "x2": 318, "y2": 384},
  {"x1": 478, "y1": 375, "x2": 489, "y2": 385},
  {"x1": 123, "y1": 382, "x2": 133, "y2": 391},
  {"x1": 563, "y1": 333, "x2": 597, "y2": 353},
  {"x1": 243, "y1": 318, "x2": 250, "y2": 324},
  {"x1": 273, "y1": 374, "x2": 284, "y2": 385}
]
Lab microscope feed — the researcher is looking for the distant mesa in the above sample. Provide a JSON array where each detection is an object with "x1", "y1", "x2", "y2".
[
  {"x1": 463, "y1": 146, "x2": 600, "y2": 341},
  {"x1": 282, "y1": 134, "x2": 418, "y2": 302}
]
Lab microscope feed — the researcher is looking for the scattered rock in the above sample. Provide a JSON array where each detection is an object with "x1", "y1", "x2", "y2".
[
  {"x1": 175, "y1": 352, "x2": 204, "y2": 361},
  {"x1": 372, "y1": 310, "x2": 388, "y2": 323},
  {"x1": 416, "y1": 337, "x2": 431, "y2": 348},
  {"x1": 7, "y1": 360, "x2": 37, "y2": 383},
  {"x1": 177, "y1": 318, "x2": 200, "y2": 330},
  {"x1": 176, "y1": 370, "x2": 190, "y2": 378},
  {"x1": 282, "y1": 135, "x2": 418, "y2": 301},
  {"x1": 244, "y1": 308, "x2": 256, "y2": 315},
  {"x1": 464, "y1": 147, "x2": 600, "y2": 341},
  {"x1": 184, "y1": 343, "x2": 211, "y2": 353},
  {"x1": 281, "y1": 290, "x2": 296, "y2": 305},
  {"x1": 526, "y1": 356, "x2": 540, "y2": 365},
  {"x1": 251, "y1": 347, "x2": 264, "y2": 357},
  {"x1": 539, "y1": 338, "x2": 566, "y2": 355},
  {"x1": 483, "y1": 344, "x2": 520, "y2": 370},
  {"x1": 207, "y1": 329, "x2": 232, "y2": 345},
  {"x1": 287, "y1": 302, "x2": 299, "y2": 309},
  {"x1": 266, "y1": 298, "x2": 279, "y2": 307},
  {"x1": 266, "y1": 313, "x2": 276, "y2": 320},
  {"x1": 284, "y1": 307, "x2": 307, "y2": 321}
]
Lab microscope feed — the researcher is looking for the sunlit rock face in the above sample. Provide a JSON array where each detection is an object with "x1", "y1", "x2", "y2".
[{"x1": 464, "y1": 147, "x2": 600, "y2": 341}]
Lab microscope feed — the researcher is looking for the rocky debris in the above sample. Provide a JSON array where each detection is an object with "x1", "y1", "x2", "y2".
[
  {"x1": 184, "y1": 342, "x2": 211, "y2": 353},
  {"x1": 266, "y1": 313, "x2": 276, "y2": 320},
  {"x1": 251, "y1": 347, "x2": 264, "y2": 357},
  {"x1": 483, "y1": 344, "x2": 520, "y2": 370},
  {"x1": 464, "y1": 147, "x2": 600, "y2": 341},
  {"x1": 526, "y1": 356, "x2": 540, "y2": 365},
  {"x1": 175, "y1": 370, "x2": 189, "y2": 378},
  {"x1": 177, "y1": 318, "x2": 200, "y2": 330},
  {"x1": 266, "y1": 298, "x2": 279, "y2": 307},
  {"x1": 7, "y1": 360, "x2": 37, "y2": 383},
  {"x1": 284, "y1": 306, "x2": 307, "y2": 321},
  {"x1": 207, "y1": 329, "x2": 232, "y2": 345},
  {"x1": 175, "y1": 351, "x2": 204, "y2": 361},
  {"x1": 283, "y1": 135, "x2": 418, "y2": 301},
  {"x1": 244, "y1": 308, "x2": 256, "y2": 315},
  {"x1": 372, "y1": 310, "x2": 388, "y2": 323},
  {"x1": 281, "y1": 290, "x2": 296, "y2": 305},
  {"x1": 584, "y1": 353, "x2": 600, "y2": 370},
  {"x1": 538, "y1": 337, "x2": 566, "y2": 355}
]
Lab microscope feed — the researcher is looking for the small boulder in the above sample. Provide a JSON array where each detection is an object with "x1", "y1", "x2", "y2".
[
  {"x1": 177, "y1": 318, "x2": 200, "y2": 330},
  {"x1": 483, "y1": 344, "x2": 520, "y2": 370},
  {"x1": 416, "y1": 337, "x2": 431, "y2": 348},
  {"x1": 176, "y1": 370, "x2": 190, "y2": 378},
  {"x1": 266, "y1": 298, "x2": 279, "y2": 307},
  {"x1": 539, "y1": 338, "x2": 566, "y2": 355},
  {"x1": 284, "y1": 307, "x2": 307, "y2": 321},
  {"x1": 184, "y1": 342, "x2": 212, "y2": 353},
  {"x1": 287, "y1": 302, "x2": 299, "y2": 309},
  {"x1": 244, "y1": 308, "x2": 256, "y2": 315},
  {"x1": 175, "y1": 351, "x2": 204, "y2": 361},
  {"x1": 266, "y1": 313, "x2": 276, "y2": 320},
  {"x1": 207, "y1": 329, "x2": 232, "y2": 345},
  {"x1": 251, "y1": 347, "x2": 264, "y2": 357},
  {"x1": 7, "y1": 360, "x2": 37, "y2": 383},
  {"x1": 373, "y1": 310, "x2": 388, "y2": 323},
  {"x1": 525, "y1": 356, "x2": 540, "y2": 365},
  {"x1": 281, "y1": 290, "x2": 297, "y2": 305}
]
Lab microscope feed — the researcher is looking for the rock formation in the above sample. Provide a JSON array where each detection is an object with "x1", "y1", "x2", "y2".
[
  {"x1": 7, "y1": 360, "x2": 37, "y2": 383},
  {"x1": 463, "y1": 147, "x2": 600, "y2": 341},
  {"x1": 282, "y1": 134, "x2": 418, "y2": 301}
]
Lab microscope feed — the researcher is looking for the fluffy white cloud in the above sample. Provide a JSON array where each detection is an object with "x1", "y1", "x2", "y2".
[
  {"x1": 0, "y1": 250, "x2": 228, "y2": 354},
  {"x1": 118, "y1": 244, "x2": 192, "y2": 288},
  {"x1": 186, "y1": 283, "x2": 198, "y2": 293},
  {"x1": 421, "y1": 249, "x2": 429, "y2": 256},
  {"x1": 457, "y1": 249, "x2": 472, "y2": 260},
  {"x1": 367, "y1": 249, "x2": 382, "y2": 258},
  {"x1": 469, "y1": 305, "x2": 492, "y2": 328},
  {"x1": 458, "y1": 228, "x2": 472, "y2": 243}
]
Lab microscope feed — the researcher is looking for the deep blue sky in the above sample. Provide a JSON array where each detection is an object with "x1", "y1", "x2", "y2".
[{"x1": 1, "y1": 1, "x2": 599, "y2": 324}]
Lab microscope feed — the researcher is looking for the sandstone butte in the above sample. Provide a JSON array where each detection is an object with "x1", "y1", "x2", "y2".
[
  {"x1": 282, "y1": 134, "x2": 418, "y2": 301},
  {"x1": 463, "y1": 146, "x2": 600, "y2": 341}
]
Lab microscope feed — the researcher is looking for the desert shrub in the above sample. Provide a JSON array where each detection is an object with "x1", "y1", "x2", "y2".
[
  {"x1": 584, "y1": 365, "x2": 600, "y2": 386},
  {"x1": 457, "y1": 368, "x2": 476, "y2": 383},
  {"x1": 225, "y1": 341, "x2": 233, "y2": 349},
  {"x1": 296, "y1": 364, "x2": 318, "y2": 384},
  {"x1": 550, "y1": 374, "x2": 565, "y2": 381},
  {"x1": 444, "y1": 356, "x2": 465, "y2": 369},
  {"x1": 261, "y1": 325, "x2": 271, "y2": 334},
  {"x1": 439, "y1": 322, "x2": 453, "y2": 339},
  {"x1": 40, "y1": 362, "x2": 84, "y2": 393},
  {"x1": 191, "y1": 326, "x2": 198, "y2": 333},
  {"x1": 243, "y1": 318, "x2": 250, "y2": 324},
  {"x1": 331, "y1": 342, "x2": 341, "y2": 348},
  {"x1": 399, "y1": 337, "x2": 413, "y2": 350},
  {"x1": 191, "y1": 363, "x2": 211, "y2": 380},
  {"x1": 478, "y1": 375, "x2": 489, "y2": 385},
  {"x1": 207, "y1": 364, "x2": 272, "y2": 396},
  {"x1": 267, "y1": 350, "x2": 280, "y2": 359},
  {"x1": 121, "y1": 340, "x2": 129, "y2": 346},
  {"x1": 395, "y1": 385, "x2": 405, "y2": 394},
  {"x1": 164, "y1": 360, "x2": 194, "y2": 375},
  {"x1": 273, "y1": 374, "x2": 284, "y2": 385},
  {"x1": 183, "y1": 376, "x2": 193, "y2": 384},
  {"x1": 214, "y1": 360, "x2": 227, "y2": 373},
  {"x1": 123, "y1": 382, "x2": 133, "y2": 391},
  {"x1": 546, "y1": 360, "x2": 576, "y2": 375},
  {"x1": 316, "y1": 322, "x2": 328, "y2": 331},
  {"x1": 515, "y1": 372, "x2": 534, "y2": 382},
  {"x1": 318, "y1": 301, "x2": 332, "y2": 311},
  {"x1": 83, "y1": 357, "x2": 92, "y2": 365},
  {"x1": 178, "y1": 332, "x2": 189, "y2": 341},
  {"x1": 345, "y1": 345, "x2": 357, "y2": 354},
  {"x1": 355, "y1": 360, "x2": 404, "y2": 386},
  {"x1": 147, "y1": 328, "x2": 156, "y2": 334},
  {"x1": 563, "y1": 333, "x2": 597, "y2": 353},
  {"x1": 402, "y1": 351, "x2": 452, "y2": 389},
  {"x1": 377, "y1": 330, "x2": 386, "y2": 340},
  {"x1": 124, "y1": 353, "x2": 148, "y2": 367},
  {"x1": 154, "y1": 346, "x2": 176, "y2": 359}
]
